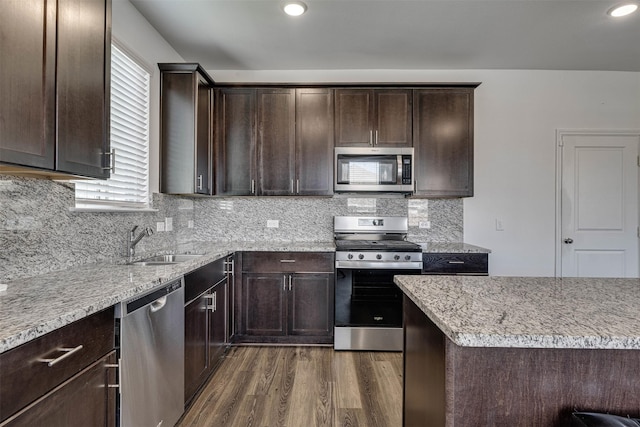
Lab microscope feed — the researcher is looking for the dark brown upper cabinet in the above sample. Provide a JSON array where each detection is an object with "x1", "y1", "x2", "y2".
[
  {"x1": 215, "y1": 88, "x2": 257, "y2": 196},
  {"x1": 257, "y1": 89, "x2": 296, "y2": 196},
  {"x1": 413, "y1": 88, "x2": 475, "y2": 198},
  {"x1": 0, "y1": 0, "x2": 111, "y2": 179},
  {"x1": 216, "y1": 87, "x2": 334, "y2": 196},
  {"x1": 334, "y1": 89, "x2": 412, "y2": 147},
  {"x1": 296, "y1": 88, "x2": 334, "y2": 196},
  {"x1": 159, "y1": 63, "x2": 215, "y2": 195}
]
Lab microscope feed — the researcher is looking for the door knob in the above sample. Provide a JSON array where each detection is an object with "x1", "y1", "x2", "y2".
[{"x1": 564, "y1": 238, "x2": 574, "y2": 244}]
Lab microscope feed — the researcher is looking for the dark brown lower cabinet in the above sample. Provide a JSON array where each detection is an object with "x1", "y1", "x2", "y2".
[
  {"x1": 1, "y1": 351, "x2": 116, "y2": 427},
  {"x1": 243, "y1": 273, "x2": 286, "y2": 336},
  {"x1": 0, "y1": 307, "x2": 115, "y2": 425},
  {"x1": 422, "y1": 253, "x2": 488, "y2": 275},
  {"x1": 241, "y1": 273, "x2": 333, "y2": 340},
  {"x1": 289, "y1": 274, "x2": 333, "y2": 337},
  {"x1": 237, "y1": 252, "x2": 334, "y2": 344},
  {"x1": 209, "y1": 282, "x2": 227, "y2": 367},
  {"x1": 403, "y1": 295, "x2": 640, "y2": 427},
  {"x1": 403, "y1": 296, "x2": 445, "y2": 427},
  {"x1": 184, "y1": 268, "x2": 228, "y2": 406},
  {"x1": 184, "y1": 293, "x2": 209, "y2": 402}
]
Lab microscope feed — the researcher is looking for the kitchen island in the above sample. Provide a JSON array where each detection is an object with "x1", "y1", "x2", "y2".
[{"x1": 394, "y1": 275, "x2": 640, "y2": 427}]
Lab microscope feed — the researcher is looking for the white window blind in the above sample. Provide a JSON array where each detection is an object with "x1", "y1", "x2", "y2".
[{"x1": 75, "y1": 43, "x2": 150, "y2": 209}]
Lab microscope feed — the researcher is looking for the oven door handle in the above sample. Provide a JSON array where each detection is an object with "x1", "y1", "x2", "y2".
[{"x1": 335, "y1": 260, "x2": 423, "y2": 270}]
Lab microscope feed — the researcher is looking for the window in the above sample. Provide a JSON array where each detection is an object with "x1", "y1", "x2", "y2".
[{"x1": 75, "y1": 42, "x2": 151, "y2": 209}]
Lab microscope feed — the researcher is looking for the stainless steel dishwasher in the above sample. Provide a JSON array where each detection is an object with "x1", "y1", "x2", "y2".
[{"x1": 116, "y1": 278, "x2": 184, "y2": 427}]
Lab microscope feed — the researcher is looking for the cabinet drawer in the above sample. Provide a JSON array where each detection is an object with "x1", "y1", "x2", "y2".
[
  {"x1": 0, "y1": 307, "x2": 115, "y2": 421},
  {"x1": 185, "y1": 256, "x2": 226, "y2": 303},
  {"x1": 242, "y1": 252, "x2": 334, "y2": 273},
  {"x1": 1, "y1": 351, "x2": 117, "y2": 427},
  {"x1": 422, "y1": 253, "x2": 488, "y2": 275}
]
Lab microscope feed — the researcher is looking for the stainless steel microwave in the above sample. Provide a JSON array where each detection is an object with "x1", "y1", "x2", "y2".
[{"x1": 334, "y1": 147, "x2": 414, "y2": 193}]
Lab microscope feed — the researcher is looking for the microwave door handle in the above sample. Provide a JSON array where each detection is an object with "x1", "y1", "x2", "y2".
[{"x1": 397, "y1": 156, "x2": 402, "y2": 185}]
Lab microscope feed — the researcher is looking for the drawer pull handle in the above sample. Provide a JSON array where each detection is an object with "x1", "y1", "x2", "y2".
[
  {"x1": 102, "y1": 149, "x2": 115, "y2": 172},
  {"x1": 280, "y1": 260, "x2": 296, "y2": 263},
  {"x1": 448, "y1": 261, "x2": 465, "y2": 264},
  {"x1": 40, "y1": 345, "x2": 84, "y2": 367}
]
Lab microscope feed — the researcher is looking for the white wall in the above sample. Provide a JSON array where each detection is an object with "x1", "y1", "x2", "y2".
[
  {"x1": 209, "y1": 69, "x2": 640, "y2": 276},
  {"x1": 111, "y1": 0, "x2": 185, "y2": 194}
]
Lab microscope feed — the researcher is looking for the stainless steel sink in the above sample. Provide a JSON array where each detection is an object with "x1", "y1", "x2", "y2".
[{"x1": 129, "y1": 254, "x2": 203, "y2": 266}]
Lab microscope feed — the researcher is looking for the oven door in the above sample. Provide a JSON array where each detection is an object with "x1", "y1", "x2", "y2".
[{"x1": 334, "y1": 267, "x2": 421, "y2": 351}]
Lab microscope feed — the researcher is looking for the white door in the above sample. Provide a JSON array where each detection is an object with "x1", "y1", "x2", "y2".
[{"x1": 559, "y1": 131, "x2": 640, "y2": 278}]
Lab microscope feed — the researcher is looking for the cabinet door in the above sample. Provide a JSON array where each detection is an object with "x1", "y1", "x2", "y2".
[
  {"x1": 257, "y1": 89, "x2": 296, "y2": 195},
  {"x1": 0, "y1": 0, "x2": 56, "y2": 170},
  {"x1": 216, "y1": 88, "x2": 256, "y2": 195},
  {"x1": 56, "y1": 0, "x2": 110, "y2": 178},
  {"x1": 209, "y1": 282, "x2": 227, "y2": 367},
  {"x1": 334, "y1": 89, "x2": 373, "y2": 146},
  {"x1": 195, "y1": 78, "x2": 213, "y2": 195},
  {"x1": 413, "y1": 89, "x2": 474, "y2": 197},
  {"x1": 160, "y1": 72, "x2": 197, "y2": 194},
  {"x1": 296, "y1": 88, "x2": 334, "y2": 196},
  {"x1": 184, "y1": 294, "x2": 209, "y2": 405},
  {"x1": 3, "y1": 352, "x2": 116, "y2": 427},
  {"x1": 288, "y1": 273, "x2": 334, "y2": 337},
  {"x1": 242, "y1": 273, "x2": 286, "y2": 336},
  {"x1": 374, "y1": 89, "x2": 412, "y2": 147}
]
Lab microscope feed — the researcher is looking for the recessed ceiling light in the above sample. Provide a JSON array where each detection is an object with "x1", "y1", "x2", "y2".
[
  {"x1": 607, "y1": 3, "x2": 638, "y2": 17},
  {"x1": 283, "y1": 1, "x2": 307, "y2": 17}
]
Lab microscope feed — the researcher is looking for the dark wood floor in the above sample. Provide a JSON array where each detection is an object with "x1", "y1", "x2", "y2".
[{"x1": 178, "y1": 346, "x2": 403, "y2": 427}]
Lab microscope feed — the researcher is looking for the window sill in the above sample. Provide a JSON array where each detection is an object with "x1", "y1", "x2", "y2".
[{"x1": 69, "y1": 207, "x2": 159, "y2": 213}]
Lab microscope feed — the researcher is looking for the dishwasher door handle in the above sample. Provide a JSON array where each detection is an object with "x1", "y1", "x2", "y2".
[{"x1": 149, "y1": 296, "x2": 167, "y2": 313}]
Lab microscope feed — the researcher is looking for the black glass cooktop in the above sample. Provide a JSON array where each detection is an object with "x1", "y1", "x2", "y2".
[{"x1": 335, "y1": 240, "x2": 422, "y2": 252}]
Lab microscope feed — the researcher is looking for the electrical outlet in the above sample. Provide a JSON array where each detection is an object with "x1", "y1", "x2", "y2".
[
  {"x1": 156, "y1": 221, "x2": 165, "y2": 232},
  {"x1": 187, "y1": 220, "x2": 194, "y2": 229},
  {"x1": 165, "y1": 217, "x2": 173, "y2": 232},
  {"x1": 419, "y1": 221, "x2": 431, "y2": 229},
  {"x1": 267, "y1": 220, "x2": 279, "y2": 228},
  {"x1": 496, "y1": 219, "x2": 504, "y2": 231}
]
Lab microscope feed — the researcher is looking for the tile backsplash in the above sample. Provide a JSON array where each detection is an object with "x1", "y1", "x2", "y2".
[{"x1": 1, "y1": 176, "x2": 462, "y2": 281}]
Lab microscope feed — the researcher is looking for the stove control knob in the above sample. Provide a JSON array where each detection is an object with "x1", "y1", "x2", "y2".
[
  {"x1": 358, "y1": 254, "x2": 365, "y2": 260},
  {"x1": 394, "y1": 254, "x2": 400, "y2": 261},
  {"x1": 376, "y1": 254, "x2": 382, "y2": 260},
  {"x1": 404, "y1": 255, "x2": 412, "y2": 261},
  {"x1": 347, "y1": 253, "x2": 354, "y2": 260}
]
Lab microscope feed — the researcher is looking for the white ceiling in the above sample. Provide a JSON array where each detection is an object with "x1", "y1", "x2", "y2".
[{"x1": 128, "y1": 0, "x2": 640, "y2": 72}]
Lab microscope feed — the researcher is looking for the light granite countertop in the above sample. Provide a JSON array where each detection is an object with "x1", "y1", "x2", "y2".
[
  {"x1": 415, "y1": 242, "x2": 491, "y2": 253},
  {"x1": 0, "y1": 240, "x2": 489, "y2": 353},
  {"x1": 395, "y1": 275, "x2": 640, "y2": 350},
  {"x1": 0, "y1": 241, "x2": 335, "y2": 353}
]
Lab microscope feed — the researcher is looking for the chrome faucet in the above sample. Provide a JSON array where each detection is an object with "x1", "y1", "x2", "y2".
[{"x1": 127, "y1": 225, "x2": 154, "y2": 262}]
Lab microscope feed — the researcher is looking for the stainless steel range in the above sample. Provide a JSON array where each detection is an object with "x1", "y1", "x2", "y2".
[{"x1": 334, "y1": 216, "x2": 422, "y2": 351}]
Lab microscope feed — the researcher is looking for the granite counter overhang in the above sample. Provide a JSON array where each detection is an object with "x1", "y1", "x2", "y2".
[{"x1": 395, "y1": 275, "x2": 640, "y2": 350}]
